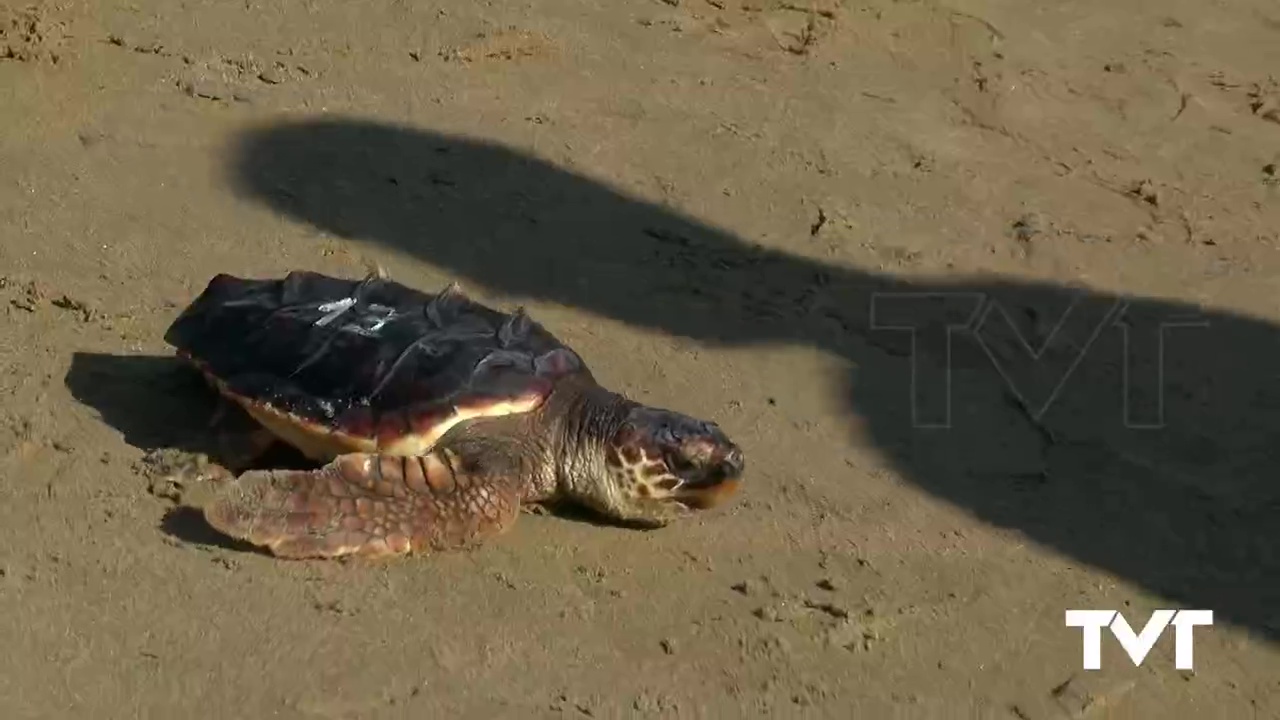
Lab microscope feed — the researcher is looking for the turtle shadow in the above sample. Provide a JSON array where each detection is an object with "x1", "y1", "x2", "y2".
[
  {"x1": 64, "y1": 351, "x2": 245, "y2": 549},
  {"x1": 223, "y1": 116, "x2": 1280, "y2": 642},
  {"x1": 67, "y1": 351, "x2": 322, "y2": 468},
  {"x1": 65, "y1": 351, "x2": 321, "y2": 551},
  {"x1": 525, "y1": 501, "x2": 678, "y2": 531},
  {"x1": 159, "y1": 506, "x2": 269, "y2": 556},
  {"x1": 65, "y1": 351, "x2": 222, "y2": 456}
]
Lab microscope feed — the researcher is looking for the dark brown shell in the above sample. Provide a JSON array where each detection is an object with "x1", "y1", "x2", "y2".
[{"x1": 164, "y1": 271, "x2": 591, "y2": 449}]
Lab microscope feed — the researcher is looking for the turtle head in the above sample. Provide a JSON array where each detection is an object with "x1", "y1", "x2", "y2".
[{"x1": 584, "y1": 405, "x2": 745, "y2": 526}]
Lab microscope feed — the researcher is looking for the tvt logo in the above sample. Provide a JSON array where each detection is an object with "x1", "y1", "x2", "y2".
[
  {"x1": 1065, "y1": 609, "x2": 1214, "y2": 670},
  {"x1": 868, "y1": 291, "x2": 1209, "y2": 429}
]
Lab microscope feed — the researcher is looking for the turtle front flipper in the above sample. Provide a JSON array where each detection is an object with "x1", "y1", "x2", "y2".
[{"x1": 185, "y1": 451, "x2": 525, "y2": 559}]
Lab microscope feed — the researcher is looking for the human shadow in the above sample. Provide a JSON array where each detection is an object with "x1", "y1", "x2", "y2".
[{"x1": 213, "y1": 117, "x2": 1276, "y2": 640}]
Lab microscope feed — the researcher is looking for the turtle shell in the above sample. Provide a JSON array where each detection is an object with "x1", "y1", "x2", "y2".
[{"x1": 164, "y1": 271, "x2": 590, "y2": 461}]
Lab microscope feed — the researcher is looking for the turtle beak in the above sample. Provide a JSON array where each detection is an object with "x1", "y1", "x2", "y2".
[{"x1": 671, "y1": 444, "x2": 745, "y2": 509}]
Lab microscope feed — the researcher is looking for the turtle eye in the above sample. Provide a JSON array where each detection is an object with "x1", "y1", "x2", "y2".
[{"x1": 653, "y1": 425, "x2": 678, "y2": 446}]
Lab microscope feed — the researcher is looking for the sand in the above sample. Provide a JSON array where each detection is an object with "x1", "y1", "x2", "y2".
[{"x1": 2, "y1": 0, "x2": 1278, "y2": 716}]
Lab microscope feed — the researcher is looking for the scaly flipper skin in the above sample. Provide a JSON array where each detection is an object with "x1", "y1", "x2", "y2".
[{"x1": 188, "y1": 451, "x2": 526, "y2": 559}]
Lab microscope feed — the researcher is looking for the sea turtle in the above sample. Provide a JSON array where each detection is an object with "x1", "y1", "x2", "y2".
[{"x1": 160, "y1": 269, "x2": 745, "y2": 559}]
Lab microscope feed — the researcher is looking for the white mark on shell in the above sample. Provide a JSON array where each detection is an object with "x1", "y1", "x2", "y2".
[{"x1": 315, "y1": 297, "x2": 357, "y2": 326}]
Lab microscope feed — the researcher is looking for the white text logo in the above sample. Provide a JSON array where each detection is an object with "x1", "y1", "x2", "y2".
[{"x1": 1064, "y1": 609, "x2": 1213, "y2": 670}]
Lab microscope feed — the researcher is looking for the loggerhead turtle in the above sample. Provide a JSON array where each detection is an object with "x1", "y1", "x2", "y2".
[{"x1": 160, "y1": 269, "x2": 745, "y2": 559}]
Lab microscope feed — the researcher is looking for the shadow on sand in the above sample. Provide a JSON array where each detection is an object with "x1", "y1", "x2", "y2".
[
  {"x1": 65, "y1": 116, "x2": 1280, "y2": 642},
  {"x1": 63, "y1": 351, "x2": 305, "y2": 552}
]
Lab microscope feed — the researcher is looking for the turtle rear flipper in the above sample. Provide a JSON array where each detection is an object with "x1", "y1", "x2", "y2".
[{"x1": 186, "y1": 451, "x2": 525, "y2": 559}]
